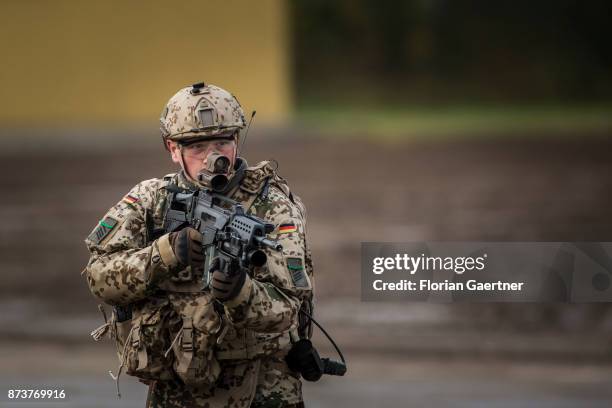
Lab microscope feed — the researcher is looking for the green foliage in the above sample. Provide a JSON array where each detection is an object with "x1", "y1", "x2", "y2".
[{"x1": 297, "y1": 103, "x2": 612, "y2": 141}]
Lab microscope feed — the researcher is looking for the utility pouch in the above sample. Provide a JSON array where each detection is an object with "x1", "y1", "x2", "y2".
[
  {"x1": 111, "y1": 302, "x2": 175, "y2": 382},
  {"x1": 171, "y1": 296, "x2": 222, "y2": 387}
]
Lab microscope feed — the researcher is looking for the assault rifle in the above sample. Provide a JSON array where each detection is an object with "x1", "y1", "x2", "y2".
[{"x1": 163, "y1": 185, "x2": 282, "y2": 287}]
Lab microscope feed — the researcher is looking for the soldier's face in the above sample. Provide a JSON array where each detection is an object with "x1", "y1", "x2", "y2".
[{"x1": 167, "y1": 137, "x2": 237, "y2": 180}]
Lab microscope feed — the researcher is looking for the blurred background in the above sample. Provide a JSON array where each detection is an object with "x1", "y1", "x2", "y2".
[{"x1": 1, "y1": 0, "x2": 612, "y2": 406}]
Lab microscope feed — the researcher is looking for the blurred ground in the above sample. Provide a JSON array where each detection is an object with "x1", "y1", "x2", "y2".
[
  {"x1": 2, "y1": 341, "x2": 612, "y2": 408},
  {"x1": 1, "y1": 130, "x2": 612, "y2": 406}
]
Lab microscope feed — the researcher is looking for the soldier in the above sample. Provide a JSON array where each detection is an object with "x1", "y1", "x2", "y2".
[{"x1": 83, "y1": 82, "x2": 314, "y2": 408}]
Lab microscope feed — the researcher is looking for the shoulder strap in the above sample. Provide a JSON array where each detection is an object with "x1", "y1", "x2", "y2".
[
  {"x1": 231, "y1": 161, "x2": 277, "y2": 211},
  {"x1": 147, "y1": 173, "x2": 178, "y2": 242},
  {"x1": 239, "y1": 161, "x2": 276, "y2": 194},
  {"x1": 163, "y1": 173, "x2": 176, "y2": 181}
]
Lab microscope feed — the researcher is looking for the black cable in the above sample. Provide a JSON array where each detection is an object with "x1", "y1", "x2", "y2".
[{"x1": 298, "y1": 309, "x2": 346, "y2": 365}]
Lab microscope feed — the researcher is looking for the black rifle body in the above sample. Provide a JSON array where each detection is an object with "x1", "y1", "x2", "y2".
[{"x1": 164, "y1": 186, "x2": 281, "y2": 286}]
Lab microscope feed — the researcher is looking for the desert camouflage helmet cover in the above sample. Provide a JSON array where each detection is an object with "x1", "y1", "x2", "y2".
[{"x1": 160, "y1": 82, "x2": 246, "y2": 144}]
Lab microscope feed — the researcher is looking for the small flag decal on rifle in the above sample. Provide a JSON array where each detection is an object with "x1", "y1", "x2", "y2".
[
  {"x1": 278, "y1": 223, "x2": 297, "y2": 234},
  {"x1": 123, "y1": 195, "x2": 139, "y2": 205}
]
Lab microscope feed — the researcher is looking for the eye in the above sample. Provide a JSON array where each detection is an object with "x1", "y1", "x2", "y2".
[{"x1": 189, "y1": 143, "x2": 205, "y2": 151}]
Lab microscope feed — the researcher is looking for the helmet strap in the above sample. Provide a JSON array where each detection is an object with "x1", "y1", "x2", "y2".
[
  {"x1": 232, "y1": 131, "x2": 240, "y2": 162},
  {"x1": 176, "y1": 144, "x2": 196, "y2": 183}
]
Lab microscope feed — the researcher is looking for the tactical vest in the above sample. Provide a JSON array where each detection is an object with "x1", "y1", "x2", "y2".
[{"x1": 154, "y1": 161, "x2": 299, "y2": 361}]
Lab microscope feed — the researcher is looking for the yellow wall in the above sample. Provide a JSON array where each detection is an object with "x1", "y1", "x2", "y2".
[{"x1": 0, "y1": 0, "x2": 290, "y2": 126}]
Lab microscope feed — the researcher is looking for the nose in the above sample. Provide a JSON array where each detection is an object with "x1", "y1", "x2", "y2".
[{"x1": 201, "y1": 147, "x2": 218, "y2": 166}]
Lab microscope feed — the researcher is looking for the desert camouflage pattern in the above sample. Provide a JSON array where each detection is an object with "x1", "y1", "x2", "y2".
[
  {"x1": 160, "y1": 83, "x2": 246, "y2": 143},
  {"x1": 84, "y1": 160, "x2": 313, "y2": 407}
]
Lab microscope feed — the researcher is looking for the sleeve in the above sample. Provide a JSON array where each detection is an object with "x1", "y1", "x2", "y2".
[
  {"x1": 222, "y1": 186, "x2": 314, "y2": 333},
  {"x1": 83, "y1": 179, "x2": 179, "y2": 306}
]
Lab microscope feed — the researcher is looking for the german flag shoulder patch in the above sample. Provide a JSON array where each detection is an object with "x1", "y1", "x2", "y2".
[
  {"x1": 278, "y1": 223, "x2": 297, "y2": 234},
  {"x1": 122, "y1": 194, "x2": 139, "y2": 205}
]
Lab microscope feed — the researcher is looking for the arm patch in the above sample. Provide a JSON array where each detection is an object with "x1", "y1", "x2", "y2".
[
  {"x1": 87, "y1": 216, "x2": 119, "y2": 244},
  {"x1": 287, "y1": 257, "x2": 308, "y2": 288}
]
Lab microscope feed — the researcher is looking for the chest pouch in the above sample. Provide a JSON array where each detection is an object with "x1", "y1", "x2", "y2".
[
  {"x1": 169, "y1": 295, "x2": 223, "y2": 387},
  {"x1": 110, "y1": 301, "x2": 175, "y2": 384}
]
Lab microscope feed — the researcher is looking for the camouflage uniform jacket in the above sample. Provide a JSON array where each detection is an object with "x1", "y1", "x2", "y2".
[{"x1": 83, "y1": 160, "x2": 314, "y2": 407}]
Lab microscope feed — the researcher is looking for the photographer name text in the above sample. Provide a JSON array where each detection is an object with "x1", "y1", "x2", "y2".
[{"x1": 371, "y1": 253, "x2": 524, "y2": 292}]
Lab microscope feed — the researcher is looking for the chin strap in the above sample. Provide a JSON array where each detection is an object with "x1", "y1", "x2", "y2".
[
  {"x1": 176, "y1": 143, "x2": 207, "y2": 187},
  {"x1": 177, "y1": 144, "x2": 192, "y2": 181}
]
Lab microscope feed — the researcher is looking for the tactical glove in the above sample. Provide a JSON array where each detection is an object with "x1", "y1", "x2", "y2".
[
  {"x1": 209, "y1": 257, "x2": 247, "y2": 301},
  {"x1": 169, "y1": 227, "x2": 204, "y2": 270}
]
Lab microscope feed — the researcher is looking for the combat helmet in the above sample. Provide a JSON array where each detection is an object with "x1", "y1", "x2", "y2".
[{"x1": 160, "y1": 82, "x2": 246, "y2": 147}]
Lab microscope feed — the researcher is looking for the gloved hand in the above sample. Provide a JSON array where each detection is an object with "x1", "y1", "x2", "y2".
[
  {"x1": 169, "y1": 227, "x2": 204, "y2": 270},
  {"x1": 209, "y1": 257, "x2": 247, "y2": 301}
]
